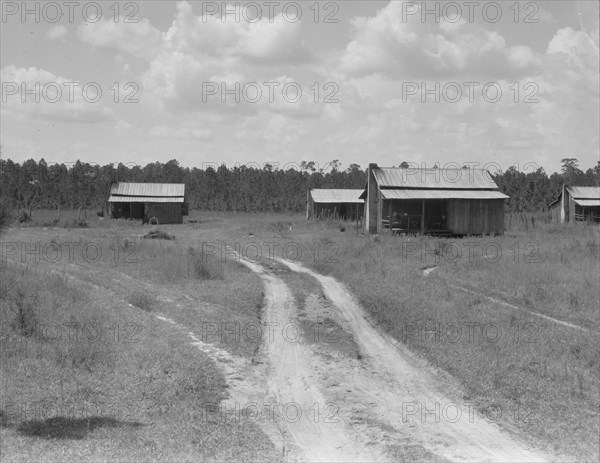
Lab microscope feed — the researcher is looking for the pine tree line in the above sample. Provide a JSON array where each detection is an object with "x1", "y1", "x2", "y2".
[{"x1": 1, "y1": 158, "x2": 598, "y2": 214}]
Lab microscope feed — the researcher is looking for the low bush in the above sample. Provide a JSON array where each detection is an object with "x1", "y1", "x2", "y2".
[
  {"x1": 142, "y1": 229, "x2": 175, "y2": 240},
  {"x1": 128, "y1": 291, "x2": 155, "y2": 311}
]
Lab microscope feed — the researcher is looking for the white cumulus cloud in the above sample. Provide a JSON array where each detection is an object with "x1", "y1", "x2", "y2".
[
  {"x1": 1, "y1": 65, "x2": 113, "y2": 123},
  {"x1": 77, "y1": 17, "x2": 162, "y2": 59},
  {"x1": 47, "y1": 25, "x2": 68, "y2": 41}
]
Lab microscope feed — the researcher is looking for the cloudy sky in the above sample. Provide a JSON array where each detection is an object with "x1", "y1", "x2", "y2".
[{"x1": 1, "y1": 1, "x2": 598, "y2": 173}]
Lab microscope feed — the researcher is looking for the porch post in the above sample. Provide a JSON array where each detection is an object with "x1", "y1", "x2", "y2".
[
  {"x1": 306, "y1": 189, "x2": 309, "y2": 220},
  {"x1": 421, "y1": 200, "x2": 425, "y2": 234}
]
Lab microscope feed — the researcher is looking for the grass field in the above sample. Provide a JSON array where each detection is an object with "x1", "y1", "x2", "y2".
[
  {"x1": 310, "y1": 230, "x2": 599, "y2": 460},
  {"x1": 1, "y1": 209, "x2": 598, "y2": 461},
  {"x1": 0, "y1": 213, "x2": 280, "y2": 462},
  {"x1": 180, "y1": 211, "x2": 599, "y2": 461}
]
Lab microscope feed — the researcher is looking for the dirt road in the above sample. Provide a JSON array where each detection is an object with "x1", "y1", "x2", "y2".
[
  {"x1": 10, "y1": 251, "x2": 549, "y2": 461},
  {"x1": 278, "y1": 258, "x2": 549, "y2": 461},
  {"x1": 239, "y1": 256, "x2": 549, "y2": 462},
  {"x1": 238, "y1": 258, "x2": 383, "y2": 462}
]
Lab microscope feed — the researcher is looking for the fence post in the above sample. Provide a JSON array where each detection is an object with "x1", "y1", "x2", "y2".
[{"x1": 522, "y1": 212, "x2": 528, "y2": 232}]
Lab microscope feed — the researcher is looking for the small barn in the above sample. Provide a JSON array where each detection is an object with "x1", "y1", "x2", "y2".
[
  {"x1": 549, "y1": 185, "x2": 600, "y2": 223},
  {"x1": 361, "y1": 164, "x2": 509, "y2": 236},
  {"x1": 307, "y1": 189, "x2": 364, "y2": 220},
  {"x1": 108, "y1": 182, "x2": 185, "y2": 224}
]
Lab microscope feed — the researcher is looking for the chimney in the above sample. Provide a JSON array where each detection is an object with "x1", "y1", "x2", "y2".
[{"x1": 366, "y1": 163, "x2": 379, "y2": 234}]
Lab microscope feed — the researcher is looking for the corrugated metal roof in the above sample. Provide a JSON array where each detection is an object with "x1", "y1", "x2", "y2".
[
  {"x1": 310, "y1": 189, "x2": 364, "y2": 203},
  {"x1": 109, "y1": 182, "x2": 185, "y2": 197},
  {"x1": 380, "y1": 189, "x2": 509, "y2": 200},
  {"x1": 567, "y1": 186, "x2": 600, "y2": 199},
  {"x1": 573, "y1": 199, "x2": 600, "y2": 207},
  {"x1": 108, "y1": 196, "x2": 184, "y2": 203},
  {"x1": 372, "y1": 167, "x2": 498, "y2": 189}
]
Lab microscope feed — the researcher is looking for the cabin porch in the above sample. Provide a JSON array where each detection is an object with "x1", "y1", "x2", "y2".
[
  {"x1": 380, "y1": 199, "x2": 450, "y2": 235},
  {"x1": 379, "y1": 198, "x2": 504, "y2": 236}
]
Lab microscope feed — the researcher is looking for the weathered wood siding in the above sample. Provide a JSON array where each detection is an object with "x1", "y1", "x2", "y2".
[
  {"x1": 549, "y1": 202, "x2": 561, "y2": 223},
  {"x1": 376, "y1": 191, "x2": 383, "y2": 233},
  {"x1": 307, "y1": 193, "x2": 314, "y2": 219},
  {"x1": 366, "y1": 165, "x2": 379, "y2": 234},
  {"x1": 567, "y1": 192, "x2": 576, "y2": 223},
  {"x1": 446, "y1": 199, "x2": 504, "y2": 235}
]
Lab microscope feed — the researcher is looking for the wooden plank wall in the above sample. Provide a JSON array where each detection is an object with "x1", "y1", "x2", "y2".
[
  {"x1": 376, "y1": 192, "x2": 383, "y2": 233},
  {"x1": 447, "y1": 199, "x2": 504, "y2": 235},
  {"x1": 366, "y1": 170, "x2": 378, "y2": 234},
  {"x1": 549, "y1": 203, "x2": 561, "y2": 223},
  {"x1": 567, "y1": 194, "x2": 576, "y2": 223}
]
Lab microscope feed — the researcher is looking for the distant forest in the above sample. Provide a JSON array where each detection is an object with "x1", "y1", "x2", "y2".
[{"x1": 1, "y1": 157, "x2": 598, "y2": 214}]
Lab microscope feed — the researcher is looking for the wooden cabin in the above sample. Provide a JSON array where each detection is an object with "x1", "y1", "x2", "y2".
[
  {"x1": 361, "y1": 164, "x2": 508, "y2": 236},
  {"x1": 307, "y1": 189, "x2": 364, "y2": 220},
  {"x1": 549, "y1": 185, "x2": 600, "y2": 223},
  {"x1": 108, "y1": 182, "x2": 186, "y2": 224}
]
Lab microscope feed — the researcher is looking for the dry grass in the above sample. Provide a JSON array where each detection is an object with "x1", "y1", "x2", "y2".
[
  {"x1": 7, "y1": 208, "x2": 99, "y2": 228},
  {"x1": 0, "y1": 216, "x2": 280, "y2": 462},
  {"x1": 2, "y1": 219, "x2": 266, "y2": 359},
  {"x1": 3, "y1": 209, "x2": 598, "y2": 461},
  {"x1": 298, "y1": 222, "x2": 599, "y2": 461},
  {"x1": 128, "y1": 290, "x2": 155, "y2": 312},
  {"x1": 187, "y1": 211, "x2": 599, "y2": 462},
  {"x1": 278, "y1": 265, "x2": 362, "y2": 361}
]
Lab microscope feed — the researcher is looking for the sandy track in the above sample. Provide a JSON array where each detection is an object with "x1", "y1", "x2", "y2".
[
  {"x1": 278, "y1": 258, "x2": 549, "y2": 463},
  {"x1": 238, "y1": 258, "x2": 383, "y2": 462}
]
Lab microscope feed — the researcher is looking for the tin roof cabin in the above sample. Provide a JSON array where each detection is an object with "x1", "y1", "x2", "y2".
[
  {"x1": 307, "y1": 189, "x2": 364, "y2": 221},
  {"x1": 361, "y1": 164, "x2": 509, "y2": 236},
  {"x1": 108, "y1": 182, "x2": 186, "y2": 224},
  {"x1": 548, "y1": 185, "x2": 600, "y2": 223}
]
